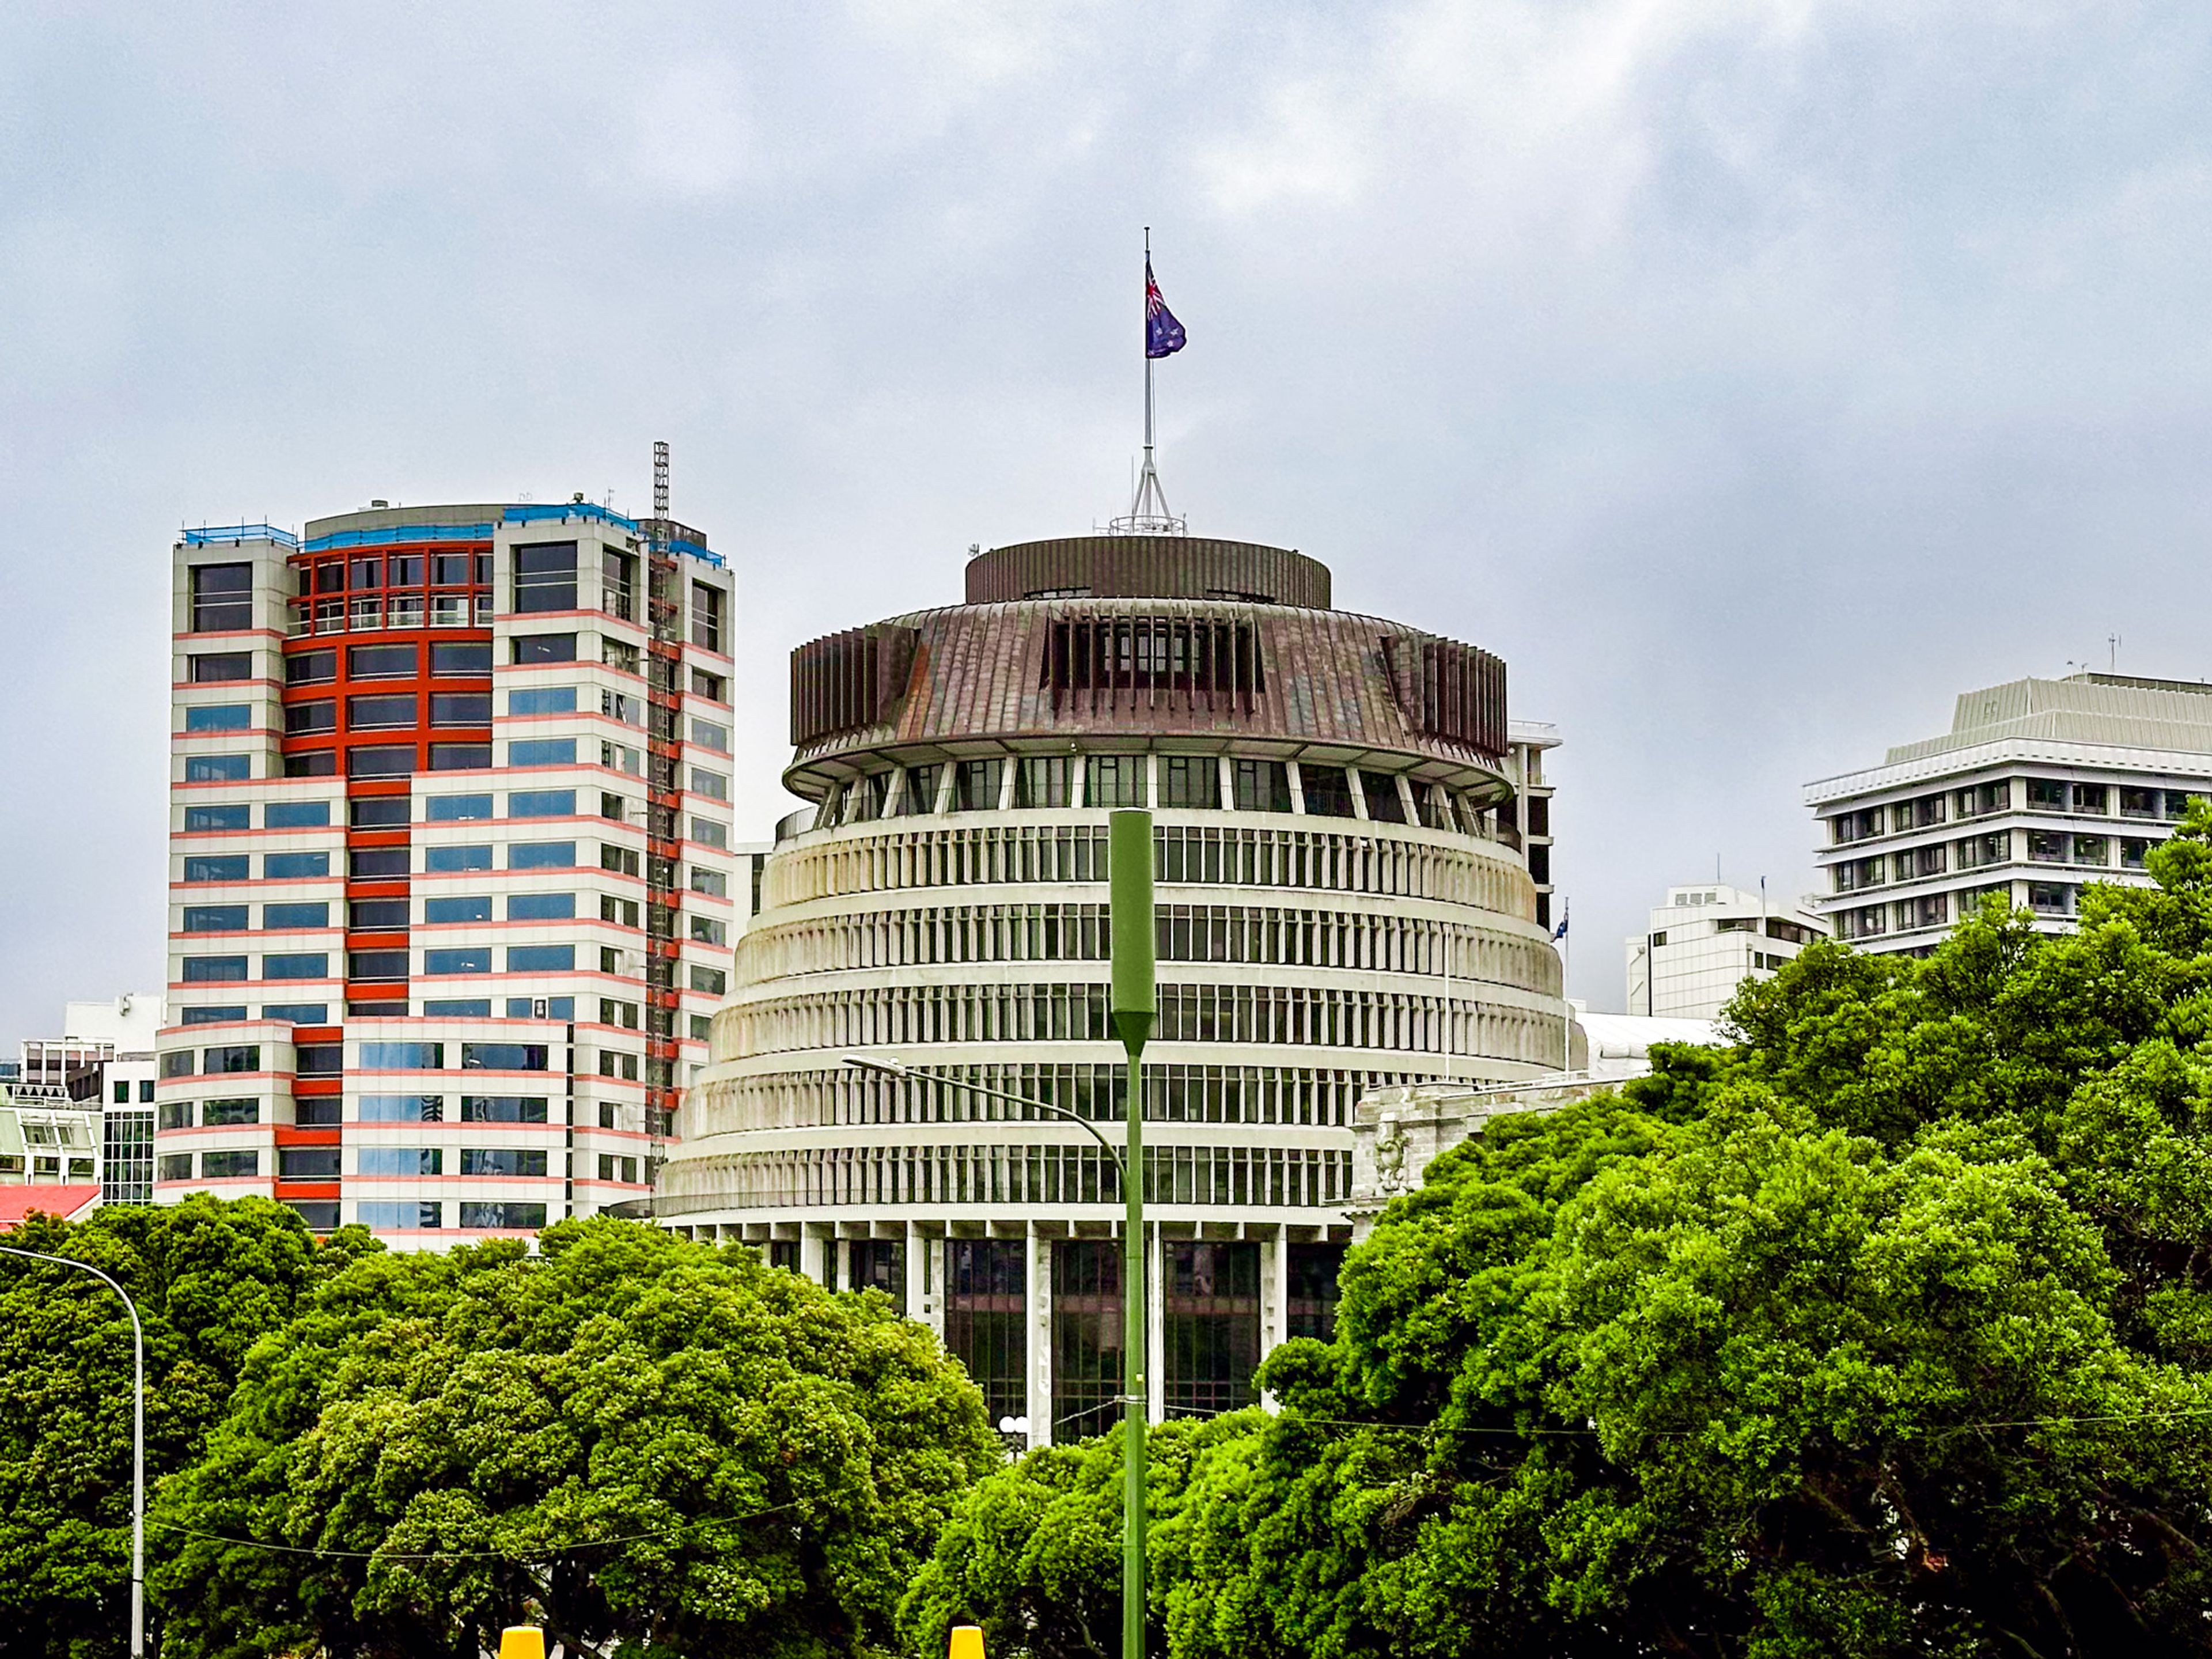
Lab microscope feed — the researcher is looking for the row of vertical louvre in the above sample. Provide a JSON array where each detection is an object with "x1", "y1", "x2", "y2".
[
  {"x1": 1042, "y1": 611, "x2": 1265, "y2": 712},
  {"x1": 1381, "y1": 633, "x2": 1508, "y2": 757},
  {"x1": 790, "y1": 624, "x2": 921, "y2": 745}
]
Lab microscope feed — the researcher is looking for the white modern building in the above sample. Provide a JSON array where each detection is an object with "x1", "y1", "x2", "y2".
[
  {"x1": 158, "y1": 476, "x2": 740, "y2": 1242},
  {"x1": 1623, "y1": 883, "x2": 1824, "y2": 1019},
  {"x1": 1805, "y1": 673, "x2": 2212, "y2": 955},
  {"x1": 658, "y1": 531, "x2": 1573, "y2": 1444},
  {"x1": 17, "y1": 995, "x2": 165, "y2": 1205}
]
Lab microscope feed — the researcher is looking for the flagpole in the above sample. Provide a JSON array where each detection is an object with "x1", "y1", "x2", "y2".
[{"x1": 1142, "y1": 225, "x2": 1155, "y2": 473}]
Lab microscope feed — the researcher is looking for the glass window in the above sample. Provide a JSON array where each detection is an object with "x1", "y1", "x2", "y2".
[
  {"x1": 202, "y1": 1044, "x2": 260, "y2": 1073},
  {"x1": 160, "y1": 1050, "x2": 194, "y2": 1078},
  {"x1": 181, "y1": 956, "x2": 248, "y2": 983},
  {"x1": 286, "y1": 649, "x2": 336, "y2": 684},
  {"x1": 458, "y1": 1202, "x2": 548, "y2": 1230},
  {"x1": 156, "y1": 1153, "x2": 194, "y2": 1183},
  {"x1": 688, "y1": 916, "x2": 728, "y2": 947},
  {"x1": 431, "y1": 693, "x2": 491, "y2": 725},
  {"x1": 507, "y1": 944, "x2": 575, "y2": 972},
  {"x1": 201, "y1": 1150, "x2": 259, "y2": 1179},
  {"x1": 185, "y1": 704, "x2": 251, "y2": 733},
  {"x1": 2167, "y1": 791, "x2": 2200, "y2": 821},
  {"x1": 2026, "y1": 778, "x2": 2067, "y2": 810},
  {"x1": 357, "y1": 1201, "x2": 444, "y2": 1229},
  {"x1": 349, "y1": 642, "x2": 418, "y2": 679},
  {"x1": 283, "y1": 752, "x2": 336, "y2": 779},
  {"x1": 349, "y1": 847, "x2": 409, "y2": 878},
  {"x1": 510, "y1": 738, "x2": 577, "y2": 768},
  {"x1": 691, "y1": 965, "x2": 728, "y2": 995},
  {"x1": 461, "y1": 1043, "x2": 549, "y2": 1071},
  {"x1": 2120, "y1": 786, "x2": 2159, "y2": 819},
  {"x1": 260, "y1": 1003, "x2": 328, "y2": 1024},
  {"x1": 691, "y1": 582, "x2": 724, "y2": 651},
  {"x1": 1158, "y1": 755, "x2": 1215, "y2": 809},
  {"x1": 158, "y1": 1100, "x2": 193, "y2": 1130},
  {"x1": 359, "y1": 1147, "x2": 443, "y2": 1176},
  {"x1": 507, "y1": 892, "x2": 574, "y2": 921},
  {"x1": 510, "y1": 790, "x2": 575, "y2": 817},
  {"x1": 424, "y1": 895, "x2": 492, "y2": 923},
  {"x1": 190, "y1": 563, "x2": 253, "y2": 631},
  {"x1": 425, "y1": 844, "x2": 494, "y2": 873},
  {"x1": 426, "y1": 793, "x2": 494, "y2": 821},
  {"x1": 2123, "y1": 838, "x2": 2153, "y2": 869},
  {"x1": 265, "y1": 801, "x2": 330, "y2": 828},
  {"x1": 201, "y1": 1098, "x2": 259, "y2": 1126},
  {"x1": 509, "y1": 687, "x2": 577, "y2": 715},
  {"x1": 182, "y1": 905, "x2": 248, "y2": 933},
  {"x1": 345, "y1": 895, "x2": 407, "y2": 930},
  {"x1": 2073, "y1": 783, "x2": 2108, "y2": 815},
  {"x1": 690, "y1": 717, "x2": 730, "y2": 752},
  {"x1": 690, "y1": 767, "x2": 730, "y2": 802},
  {"x1": 263, "y1": 953, "x2": 328, "y2": 980},
  {"x1": 513, "y1": 543, "x2": 579, "y2": 612},
  {"x1": 278, "y1": 1147, "x2": 342, "y2": 1180},
  {"x1": 184, "y1": 854, "x2": 251, "y2": 882},
  {"x1": 432, "y1": 641, "x2": 493, "y2": 675},
  {"x1": 349, "y1": 796, "x2": 408, "y2": 828},
  {"x1": 1301, "y1": 766, "x2": 1356, "y2": 818},
  {"x1": 358, "y1": 1095, "x2": 444, "y2": 1122},
  {"x1": 190, "y1": 651, "x2": 253, "y2": 683},
  {"x1": 691, "y1": 668, "x2": 727, "y2": 701},
  {"x1": 423, "y1": 947, "x2": 493, "y2": 975},
  {"x1": 177, "y1": 1004, "x2": 247, "y2": 1025},
  {"x1": 264, "y1": 901, "x2": 329, "y2": 929},
  {"x1": 422, "y1": 998, "x2": 494, "y2": 1017},
  {"x1": 185, "y1": 754, "x2": 252, "y2": 783},
  {"x1": 264, "y1": 850, "x2": 329, "y2": 880},
  {"x1": 462, "y1": 1096, "x2": 550, "y2": 1123},
  {"x1": 460, "y1": 1148, "x2": 550, "y2": 1177},
  {"x1": 512, "y1": 633, "x2": 578, "y2": 664},
  {"x1": 2073, "y1": 836, "x2": 2109, "y2": 866},
  {"x1": 285, "y1": 701, "x2": 336, "y2": 736},
  {"x1": 430, "y1": 744, "x2": 491, "y2": 770},
  {"x1": 1014, "y1": 757, "x2": 1071, "y2": 809},
  {"x1": 184, "y1": 804, "x2": 250, "y2": 832},
  {"x1": 348, "y1": 745, "x2": 415, "y2": 778},
  {"x1": 296, "y1": 1043, "x2": 342, "y2": 1075},
  {"x1": 1232, "y1": 759, "x2": 1291, "y2": 813},
  {"x1": 344, "y1": 695, "x2": 414, "y2": 732},
  {"x1": 361, "y1": 1041, "x2": 444, "y2": 1070},
  {"x1": 510, "y1": 842, "x2": 575, "y2": 869},
  {"x1": 347, "y1": 950, "x2": 410, "y2": 982},
  {"x1": 691, "y1": 817, "x2": 729, "y2": 849},
  {"x1": 1359, "y1": 772, "x2": 1407, "y2": 823}
]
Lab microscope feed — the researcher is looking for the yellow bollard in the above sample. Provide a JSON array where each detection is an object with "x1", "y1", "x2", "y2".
[
  {"x1": 948, "y1": 1625, "x2": 985, "y2": 1659},
  {"x1": 499, "y1": 1627, "x2": 546, "y2": 1659}
]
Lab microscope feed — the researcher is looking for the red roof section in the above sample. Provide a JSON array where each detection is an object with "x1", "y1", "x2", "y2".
[{"x1": 0, "y1": 1185, "x2": 101, "y2": 1228}]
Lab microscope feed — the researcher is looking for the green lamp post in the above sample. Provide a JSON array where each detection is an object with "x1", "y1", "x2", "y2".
[{"x1": 1108, "y1": 807, "x2": 1156, "y2": 1659}]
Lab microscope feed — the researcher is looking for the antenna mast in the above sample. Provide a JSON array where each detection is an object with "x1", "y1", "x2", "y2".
[{"x1": 654, "y1": 440, "x2": 671, "y2": 518}]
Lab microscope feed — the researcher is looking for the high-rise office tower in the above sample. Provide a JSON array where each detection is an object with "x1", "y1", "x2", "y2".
[
  {"x1": 160, "y1": 477, "x2": 738, "y2": 1242},
  {"x1": 656, "y1": 532, "x2": 1569, "y2": 1442}
]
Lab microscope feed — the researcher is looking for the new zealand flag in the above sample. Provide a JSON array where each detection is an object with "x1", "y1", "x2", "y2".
[{"x1": 1146, "y1": 260, "x2": 1187, "y2": 359}]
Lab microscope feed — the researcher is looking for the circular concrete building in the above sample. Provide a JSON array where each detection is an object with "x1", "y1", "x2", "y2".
[{"x1": 658, "y1": 533, "x2": 1567, "y2": 1443}]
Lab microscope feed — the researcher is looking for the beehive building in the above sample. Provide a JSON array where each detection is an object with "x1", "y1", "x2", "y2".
[{"x1": 656, "y1": 533, "x2": 1570, "y2": 1441}]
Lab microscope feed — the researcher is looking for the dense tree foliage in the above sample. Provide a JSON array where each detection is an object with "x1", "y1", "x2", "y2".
[
  {"x1": 0, "y1": 1196, "x2": 366, "y2": 1659},
  {"x1": 918, "y1": 809, "x2": 2212, "y2": 1658},
  {"x1": 153, "y1": 1219, "x2": 999, "y2": 1659}
]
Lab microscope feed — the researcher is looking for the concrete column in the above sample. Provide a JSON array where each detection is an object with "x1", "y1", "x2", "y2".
[
  {"x1": 1029, "y1": 1222, "x2": 1053, "y2": 1447},
  {"x1": 904, "y1": 1221, "x2": 933, "y2": 1332}
]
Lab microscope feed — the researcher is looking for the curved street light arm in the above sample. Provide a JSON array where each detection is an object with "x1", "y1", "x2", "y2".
[
  {"x1": 0, "y1": 1244, "x2": 146, "y2": 1657},
  {"x1": 840, "y1": 1054, "x2": 1128, "y2": 1177}
]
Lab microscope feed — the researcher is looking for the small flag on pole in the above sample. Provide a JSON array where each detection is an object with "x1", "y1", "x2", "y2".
[
  {"x1": 1145, "y1": 261, "x2": 1186, "y2": 359},
  {"x1": 1552, "y1": 901, "x2": 1570, "y2": 942}
]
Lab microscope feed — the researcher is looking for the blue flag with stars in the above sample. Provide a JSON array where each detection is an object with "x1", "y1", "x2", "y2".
[{"x1": 1146, "y1": 260, "x2": 1186, "y2": 359}]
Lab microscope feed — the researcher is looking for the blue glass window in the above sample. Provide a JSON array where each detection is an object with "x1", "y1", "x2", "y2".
[
  {"x1": 509, "y1": 739, "x2": 577, "y2": 768},
  {"x1": 509, "y1": 842, "x2": 574, "y2": 870},
  {"x1": 359, "y1": 1041, "x2": 444, "y2": 1069},
  {"x1": 357, "y1": 1096, "x2": 442, "y2": 1122},
  {"x1": 184, "y1": 804, "x2": 251, "y2": 832},
  {"x1": 506, "y1": 945, "x2": 575, "y2": 973},
  {"x1": 181, "y1": 906, "x2": 248, "y2": 933},
  {"x1": 260, "y1": 1003, "x2": 328, "y2": 1024},
  {"x1": 185, "y1": 755, "x2": 251, "y2": 782},
  {"x1": 262, "y1": 902, "x2": 329, "y2": 929},
  {"x1": 183, "y1": 855, "x2": 250, "y2": 883},
  {"x1": 181, "y1": 956, "x2": 248, "y2": 982},
  {"x1": 262, "y1": 953, "x2": 328, "y2": 980},
  {"x1": 508, "y1": 790, "x2": 575, "y2": 818},
  {"x1": 503, "y1": 997, "x2": 575, "y2": 1019},
  {"x1": 507, "y1": 892, "x2": 574, "y2": 921},
  {"x1": 424, "y1": 844, "x2": 493, "y2": 872},
  {"x1": 426, "y1": 793, "x2": 495, "y2": 821},
  {"x1": 265, "y1": 801, "x2": 331, "y2": 828},
  {"x1": 359, "y1": 1147, "x2": 442, "y2": 1176},
  {"x1": 356, "y1": 1202, "x2": 443, "y2": 1230},
  {"x1": 179, "y1": 1005, "x2": 247, "y2": 1025},
  {"x1": 185, "y1": 704, "x2": 251, "y2": 732},
  {"x1": 264, "y1": 851, "x2": 331, "y2": 880},
  {"x1": 422, "y1": 998, "x2": 494, "y2": 1017},
  {"x1": 423, "y1": 947, "x2": 493, "y2": 975},
  {"x1": 424, "y1": 895, "x2": 492, "y2": 923},
  {"x1": 507, "y1": 687, "x2": 577, "y2": 715}
]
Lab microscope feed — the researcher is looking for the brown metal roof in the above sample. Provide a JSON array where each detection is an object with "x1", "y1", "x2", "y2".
[{"x1": 965, "y1": 535, "x2": 1330, "y2": 609}]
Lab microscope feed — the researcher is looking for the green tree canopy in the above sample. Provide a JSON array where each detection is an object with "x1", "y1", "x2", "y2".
[
  {"x1": 0, "y1": 1195, "x2": 368, "y2": 1659},
  {"x1": 153, "y1": 1218, "x2": 999, "y2": 1659},
  {"x1": 920, "y1": 806, "x2": 2212, "y2": 1658}
]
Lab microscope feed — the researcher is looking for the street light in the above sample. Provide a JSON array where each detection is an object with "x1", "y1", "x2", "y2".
[
  {"x1": 839, "y1": 805, "x2": 1157, "y2": 1659},
  {"x1": 0, "y1": 1244, "x2": 146, "y2": 1657}
]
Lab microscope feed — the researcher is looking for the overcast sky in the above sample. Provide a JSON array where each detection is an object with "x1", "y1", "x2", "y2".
[{"x1": 6, "y1": 0, "x2": 2212, "y2": 1039}]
